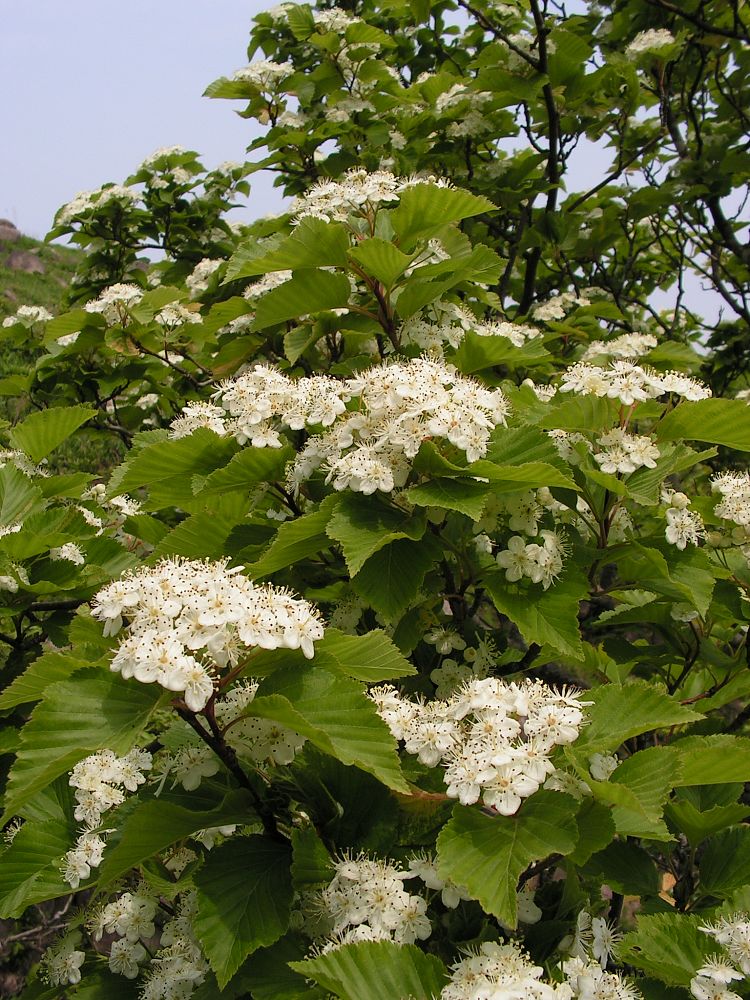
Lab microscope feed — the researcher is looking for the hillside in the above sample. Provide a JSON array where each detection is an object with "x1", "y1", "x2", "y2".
[{"x1": 0, "y1": 221, "x2": 79, "y2": 322}]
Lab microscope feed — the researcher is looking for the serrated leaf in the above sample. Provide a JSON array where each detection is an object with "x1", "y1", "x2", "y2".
[
  {"x1": 110, "y1": 428, "x2": 237, "y2": 503},
  {"x1": 666, "y1": 798, "x2": 750, "y2": 846},
  {"x1": 251, "y1": 663, "x2": 408, "y2": 792},
  {"x1": 291, "y1": 827, "x2": 333, "y2": 890},
  {"x1": 1, "y1": 672, "x2": 163, "y2": 824},
  {"x1": 537, "y1": 394, "x2": 614, "y2": 433},
  {"x1": 291, "y1": 940, "x2": 449, "y2": 1000},
  {"x1": 618, "y1": 913, "x2": 713, "y2": 987},
  {"x1": 152, "y1": 508, "x2": 248, "y2": 560},
  {"x1": 0, "y1": 651, "x2": 88, "y2": 711},
  {"x1": 352, "y1": 534, "x2": 443, "y2": 621},
  {"x1": 315, "y1": 628, "x2": 416, "y2": 683},
  {"x1": 98, "y1": 790, "x2": 256, "y2": 883},
  {"x1": 254, "y1": 270, "x2": 351, "y2": 328},
  {"x1": 0, "y1": 820, "x2": 74, "y2": 918},
  {"x1": 326, "y1": 493, "x2": 426, "y2": 575},
  {"x1": 483, "y1": 568, "x2": 587, "y2": 659},
  {"x1": 391, "y1": 184, "x2": 495, "y2": 249},
  {"x1": 567, "y1": 799, "x2": 616, "y2": 865},
  {"x1": 670, "y1": 735, "x2": 750, "y2": 785},
  {"x1": 574, "y1": 679, "x2": 702, "y2": 755},
  {"x1": 405, "y1": 478, "x2": 492, "y2": 519},
  {"x1": 0, "y1": 466, "x2": 45, "y2": 531},
  {"x1": 198, "y1": 445, "x2": 293, "y2": 496},
  {"x1": 194, "y1": 835, "x2": 293, "y2": 989},
  {"x1": 698, "y1": 826, "x2": 750, "y2": 898},
  {"x1": 436, "y1": 792, "x2": 579, "y2": 927},
  {"x1": 607, "y1": 746, "x2": 681, "y2": 836},
  {"x1": 585, "y1": 840, "x2": 660, "y2": 897},
  {"x1": 227, "y1": 219, "x2": 350, "y2": 279},
  {"x1": 348, "y1": 238, "x2": 413, "y2": 287},
  {"x1": 452, "y1": 333, "x2": 550, "y2": 373},
  {"x1": 251, "y1": 497, "x2": 338, "y2": 577},
  {"x1": 9, "y1": 405, "x2": 97, "y2": 462},
  {"x1": 657, "y1": 398, "x2": 750, "y2": 452}
]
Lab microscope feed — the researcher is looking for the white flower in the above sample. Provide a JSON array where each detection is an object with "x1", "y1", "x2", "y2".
[
  {"x1": 626, "y1": 28, "x2": 675, "y2": 56},
  {"x1": 40, "y1": 941, "x2": 86, "y2": 987},
  {"x1": 109, "y1": 937, "x2": 147, "y2": 978},
  {"x1": 50, "y1": 542, "x2": 85, "y2": 566}
]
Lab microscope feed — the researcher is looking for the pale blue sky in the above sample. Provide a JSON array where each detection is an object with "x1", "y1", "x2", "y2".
[
  {"x1": 0, "y1": 0, "x2": 283, "y2": 238},
  {"x1": 0, "y1": 1, "x2": 725, "y2": 322}
]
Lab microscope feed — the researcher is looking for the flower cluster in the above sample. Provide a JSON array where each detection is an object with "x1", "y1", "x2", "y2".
[
  {"x1": 317, "y1": 853, "x2": 431, "y2": 947},
  {"x1": 56, "y1": 184, "x2": 140, "y2": 225},
  {"x1": 699, "y1": 913, "x2": 750, "y2": 978},
  {"x1": 291, "y1": 167, "x2": 403, "y2": 223},
  {"x1": 593, "y1": 429, "x2": 660, "y2": 475},
  {"x1": 62, "y1": 748, "x2": 152, "y2": 887},
  {"x1": 562, "y1": 957, "x2": 643, "y2": 999},
  {"x1": 370, "y1": 677, "x2": 588, "y2": 814},
  {"x1": 626, "y1": 28, "x2": 675, "y2": 56},
  {"x1": 154, "y1": 302, "x2": 202, "y2": 328},
  {"x1": 496, "y1": 530, "x2": 567, "y2": 589},
  {"x1": 293, "y1": 357, "x2": 509, "y2": 493},
  {"x1": 662, "y1": 490, "x2": 704, "y2": 550},
  {"x1": 582, "y1": 332, "x2": 657, "y2": 362},
  {"x1": 185, "y1": 257, "x2": 222, "y2": 297},
  {"x1": 441, "y1": 941, "x2": 567, "y2": 1000},
  {"x1": 712, "y1": 472, "x2": 750, "y2": 546},
  {"x1": 171, "y1": 357, "x2": 509, "y2": 495},
  {"x1": 214, "y1": 680, "x2": 306, "y2": 765},
  {"x1": 39, "y1": 939, "x2": 86, "y2": 988},
  {"x1": 2, "y1": 304, "x2": 53, "y2": 328},
  {"x1": 140, "y1": 891, "x2": 209, "y2": 999},
  {"x1": 91, "y1": 557, "x2": 325, "y2": 711},
  {"x1": 559, "y1": 361, "x2": 710, "y2": 405},
  {"x1": 84, "y1": 282, "x2": 144, "y2": 323},
  {"x1": 232, "y1": 59, "x2": 292, "y2": 90}
]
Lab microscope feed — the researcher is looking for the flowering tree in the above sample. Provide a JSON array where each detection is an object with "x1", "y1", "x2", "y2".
[{"x1": 1, "y1": 1, "x2": 750, "y2": 998}]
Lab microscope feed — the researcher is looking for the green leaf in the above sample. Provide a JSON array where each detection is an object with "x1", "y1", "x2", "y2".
[
  {"x1": 348, "y1": 238, "x2": 414, "y2": 287},
  {"x1": 483, "y1": 568, "x2": 587, "y2": 659},
  {"x1": 404, "y1": 478, "x2": 492, "y2": 519},
  {"x1": 254, "y1": 270, "x2": 351, "y2": 328},
  {"x1": 391, "y1": 184, "x2": 495, "y2": 249},
  {"x1": 0, "y1": 651, "x2": 88, "y2": 710},
  {"x1": 436, "y1": 792, "x2": 579, "y2": 927},
  {"x1": 314, "y1": 628, "x2": 416, "y2": 683},
  {"x1": 326, "y1": 493, "x2": 426, "y2": 575},
  {"x1": 669, "y1": 735, "x2": 750, "y2": 785},
  {"x1": 197, "y1": 445, "x2": 294, "y2": 496},
  {"x1": 698, "y1": 827, "x2": 750, "y2": 898},
  {"x1": 291, "y1": 826, "x2": 333, "y2": 890},
  {"x1": 0, "y1": 820, "x2": 74, "y2": 918},
  {"x1": 1, "y1": 673, "x2": 163, "y2": 824},
  {"x1": 452, "y1": 332, "x2": 550, "y2": 373},
  {"x1": 656, "y1": 398, "x2": 750, "y2": 452},
  {"x1": 98, "y1": 790, "x2": 256, "y2": 883},
  {"x1": 607, "y1": 747, "x2": 681, "y2": 837},
  {"x1": 9, "y1": 405, "x2": 97, "y2": 462},
  {"x1": 152, "y1": 506, "x2": 249, "y2": 561},
  {"x1": 618, "y1": 913, "x2": 713, "y2": 987},
  {"x1": 0, "y1": 466, "x2": 45, "y2": 531},
  {"x1": 110, "y1": 428, "x2": 237, "y2": 504},
  {"x1": 252, "y1": 663, "x2": 408, "y2": 792},
  {"x1": 585, "y1": 841, "x2": 660, "y2": 897},
  {"x1": 291, "y1": 940, "x2": 449, "y2": 1000},
  {"x1": 574, "y1": 679, "x2": 702, "y2": 755},
  {"x1": 194, "y1": 835, "x2": 293, "y2": 989},
  {"x1": 227, "y1": 219, "x2": 350, "y2": 279},
  {"x1": 567, "y1": 799, "x2": 616, "y2": 865},
  {"x1": 665, "y1": 798, "x2": 749, "y2": 845},
  {"x1": 537, "y1": 394, "x2": 614, "y2": 433},
  {"x1": 251, "y1": 497, "x2": 338, "y2": 577},
  {"x1": 352, "y1": 534, "x2": 443, "y2": 621}
]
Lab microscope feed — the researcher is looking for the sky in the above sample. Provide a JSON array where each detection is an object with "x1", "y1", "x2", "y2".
[
  {"x1": 0, "y1": 0, "x2": 725, "y2": 322},
  {"x1": 0, "y1": 0, "x2": 284, "y2": 238}
]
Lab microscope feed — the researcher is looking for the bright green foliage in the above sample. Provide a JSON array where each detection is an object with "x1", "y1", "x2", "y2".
[{"x1": 2, "y1": 0, "x2": 750, "y2": 996}]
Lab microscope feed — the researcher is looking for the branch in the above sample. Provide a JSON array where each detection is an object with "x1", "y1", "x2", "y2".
[{"x1": 644, "y1": 0, "x2": 750, "y2": 42}]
